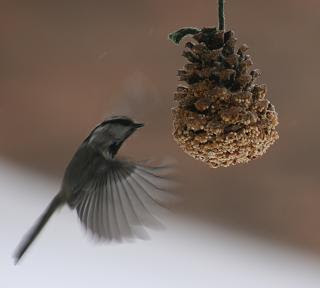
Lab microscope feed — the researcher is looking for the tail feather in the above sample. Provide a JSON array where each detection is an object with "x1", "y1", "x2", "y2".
[{"x1": 14, "y1": 193, "x2": 64, "y2": 264}]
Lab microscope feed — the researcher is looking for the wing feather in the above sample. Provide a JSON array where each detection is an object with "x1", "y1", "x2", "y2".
[
  {"x1": 101, "y1": 176, "x2": 111, "y2": 240},
  {"x1": 106, "y1": 172, "x2": 118, "y2": 240},
  {"x1": 113, "y1": 169, "x2": 148, "y2": 239},
  {"x1": 111, "y1": 169, "x2": 132, "y2": 239},
  {"x1": 82, "y1": 189, "x2": 94, "y2": 230},
  {"x1": 110, "y1": 170, "x2": 123, "y2": 241},
  {"x1": 88, "y1": 182, "x2": 98, "y2": 233}
]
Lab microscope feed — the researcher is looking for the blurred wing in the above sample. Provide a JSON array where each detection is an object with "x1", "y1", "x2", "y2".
[{"x1": 74, "y1": 159, "x2": 175, "y2": 241}]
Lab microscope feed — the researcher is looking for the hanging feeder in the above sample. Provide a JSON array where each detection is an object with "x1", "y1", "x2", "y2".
[{"x1": 169, "y1": 0, "x2": 279, "y2": 168}]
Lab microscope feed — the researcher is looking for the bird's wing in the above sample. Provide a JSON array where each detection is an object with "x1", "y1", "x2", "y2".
[{"x1": 73, "y1": 159, "x2": 175, "y2": 241}]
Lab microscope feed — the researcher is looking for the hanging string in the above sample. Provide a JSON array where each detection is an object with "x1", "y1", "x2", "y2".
[{"x1": 218, "y1": 0, "x2": 225, "y2": 31}]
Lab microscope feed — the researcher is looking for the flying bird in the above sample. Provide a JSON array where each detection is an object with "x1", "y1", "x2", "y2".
[{"x1": 14, "y1": 116, "x2": 173, "y2": 264}]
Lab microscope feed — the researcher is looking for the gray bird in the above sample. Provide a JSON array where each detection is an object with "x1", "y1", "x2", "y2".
[{"x1": 14, "y1": 116, "x2": 173, "y2": 264}]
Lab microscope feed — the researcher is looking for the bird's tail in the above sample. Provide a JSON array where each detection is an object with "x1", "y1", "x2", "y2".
[{"x1": 14, "y1": 193, "x2": 65, "y2": 264}]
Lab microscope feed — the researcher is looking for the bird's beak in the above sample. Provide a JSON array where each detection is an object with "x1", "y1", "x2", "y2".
[{"x1": 134, "y1": 122, "x2": 144, "y2": 129}]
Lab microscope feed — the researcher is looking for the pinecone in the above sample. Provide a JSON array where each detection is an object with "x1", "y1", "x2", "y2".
[{"x1": 171, "y1": 27, "x2": 279, "y2": 168}]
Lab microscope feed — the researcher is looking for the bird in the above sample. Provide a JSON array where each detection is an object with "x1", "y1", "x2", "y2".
[{"x1": 14, "y1": 116, "x2": 174, "y2": 264}]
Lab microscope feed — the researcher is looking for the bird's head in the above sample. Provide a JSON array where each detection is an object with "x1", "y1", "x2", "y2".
[
  {"x1": 102, "y1": 115, "x2": 144, "y2": 139},
  {"x1": 85, "y1": 116, "x2": 144, "y2": 157}
]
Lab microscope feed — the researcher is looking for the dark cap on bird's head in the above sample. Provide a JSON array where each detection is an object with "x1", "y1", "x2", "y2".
[
  {"x1": 84, "y1": 115, "x2": 144, "y2": 146},
  {"x1": 104, "y1": 115, "x2": 144, "y2": 129}
]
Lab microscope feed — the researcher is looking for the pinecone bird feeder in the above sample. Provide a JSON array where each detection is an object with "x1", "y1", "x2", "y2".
[{"x1": 169, "y1": 0, "x2": 279, "y2": 168}]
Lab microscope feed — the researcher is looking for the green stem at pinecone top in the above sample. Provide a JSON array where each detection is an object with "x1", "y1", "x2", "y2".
[{"x1": 168, "y1": 28, "x2": 200, "y2": 45}]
